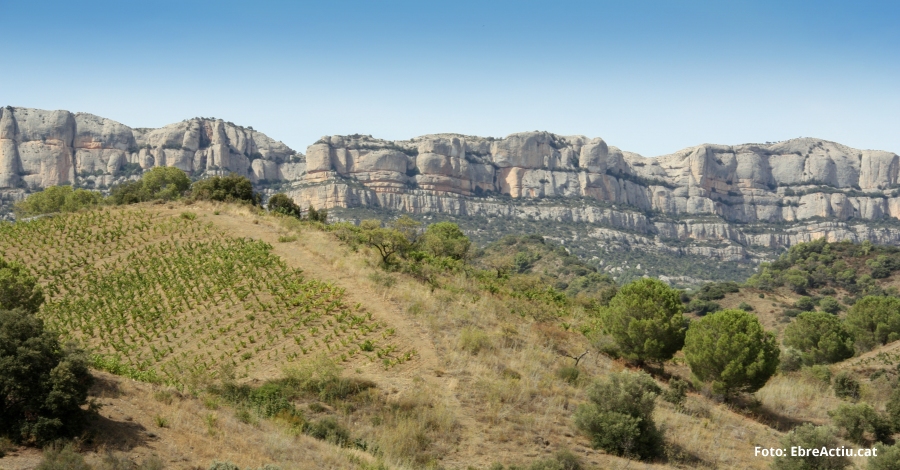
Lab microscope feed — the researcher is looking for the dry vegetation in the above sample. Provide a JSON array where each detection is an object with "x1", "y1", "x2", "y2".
[{"x1": 3, "y1": 201, "x2": 900, "y2": 469}]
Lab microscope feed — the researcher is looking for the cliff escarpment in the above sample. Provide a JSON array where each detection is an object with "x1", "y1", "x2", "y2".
[{"x1": 4, "y1": 106, "x2": 900, "y2": 281}]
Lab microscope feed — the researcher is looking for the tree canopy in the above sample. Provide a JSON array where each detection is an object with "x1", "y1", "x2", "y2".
[
  {"x1": 601, "y1": 278, "x2": 686, "y2": 364},
  {"x1": 683, "y1": 309, "x2": 779, "y2": 396},
  {"x1": 783, "y1": 311, "x2": 855, "y2": 365}
]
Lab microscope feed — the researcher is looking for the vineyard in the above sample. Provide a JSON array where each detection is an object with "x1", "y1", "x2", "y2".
[{"x1": 0, "y1": 208, "x2": 412, "y2": 387}]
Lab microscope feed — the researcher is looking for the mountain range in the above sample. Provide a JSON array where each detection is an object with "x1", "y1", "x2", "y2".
[{"x1": 4, "y1": 105, "x2": 900, "y2": 284}]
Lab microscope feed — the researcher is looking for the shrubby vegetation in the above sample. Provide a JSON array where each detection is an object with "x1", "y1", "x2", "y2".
[
  {"x1": 772, "y1": 424, "x2": 849, "y2": 470},
  {"x1": 190, "y1": 173, "x2": 260, "y2": 205},
  {"x1": 0, "y1": 258, "x2": 93, "y2": 444},
  {"x1": 14, "y1": 186, "x2": 102, "y2": 217},
  {"x1": 573, "y1": 370, "x2": 662, "y2": 460},
  {"x1": 844, "y1": 296, "x2": 900, "y2": 351},
  {"x1": 782, "y1": 311, "x2": 854, "y2": 365}
]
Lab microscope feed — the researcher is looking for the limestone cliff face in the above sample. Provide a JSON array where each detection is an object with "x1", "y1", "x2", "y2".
[
  {"x1": 0, "y1": 107, "x2": 299, "y2": 192},
  {"x1": 4, "y1": 106, "x2": 900, "y2": 265}
]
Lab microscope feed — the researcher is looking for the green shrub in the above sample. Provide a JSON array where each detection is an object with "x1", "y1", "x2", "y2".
[
  {"x1": 527, "y1": 449, "x2": 582, "y2": 470},
  {"x1": 140, "y1": 166, "x2": 190, "y2": 200},
  {"x1": 0, "y1": 436, "x2": 14, "y2": 457},
  {"x1": 304, "y1": 417, "x2": 349, "y2": 446},
  {"x1": 818, "y1": 297, "x2": 842, "y2": 314},
  {"x1": 683, "y1": 309, "x2": 779, "y2": 396},
  {"x1": 869, "y1": 443, "x2": 900, "y2": 470},
  {"x1": 794, "y1": 296, "x2": 817, "y2": 311},
  {"x1": 573, "y1": 370, "x2": 662, "y2": 460},
  {"x1": 828, "y1": 402, "x2": 891, "y2": 444},
  {"x1": 191, "y1": 173, "x2": 260, "y2": 205},
  {"x1": 737, "y1": 302, "x2": 754, "y2": 312},
  {"x1": 845, "y1": 296, "x2": 900, "y2": 351},
  {"x1": 783, "y1": 311, "x2": 854, "y2": 365},
  {"x1": 419, "y1": 222, "x2": 470, "y2": 260},
  {"x1": 662, "y1": 378, "x2": 689, "y2": 408},
  {"x1": 36, "y1": 443, "x2": 92, "y2": 470},
  {"x1": 0, "y1": 257, "x2": 44, "y2": 313},
  {"x1": 14, "y1": 186, "x2": 102, "y2": 217},
  {"x1": 267, "y1": 193, "x2": 301, "y2": 218},
  {"x1": 884, "y1": 385, "x2": 900, "y2": 431},
  {"x1": 686, "y1": 299, "x2": 720, "y2": 316},
  {"x1": 601, "y1": 278, "x2": 687, "y2": 364},
  {"x1": 772, "y1": 424, "x2": 849, "y2": 470},
  {"x1": 832, "y1": 372, "x2": 860, "y2": 400},
  {"x1": 0, "y1": 309, "x2": 93, "y2": 444}
]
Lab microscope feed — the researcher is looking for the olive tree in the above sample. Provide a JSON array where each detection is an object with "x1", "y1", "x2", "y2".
[
  {"x1": 601, "y1": 278, "x2": 687, "y2": 364},
  {"x1": 683, "y1": 309, "x2": 779, "y2": 396}
]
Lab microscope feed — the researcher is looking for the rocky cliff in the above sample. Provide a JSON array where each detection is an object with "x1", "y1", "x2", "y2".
[{"x1": 4, "y1": 106, "x2": 900, "y2": 281}]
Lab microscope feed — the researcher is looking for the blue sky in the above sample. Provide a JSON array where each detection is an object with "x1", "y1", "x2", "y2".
[{"x1": 2, "y1": 0, "x2": 897, "y2": 156}]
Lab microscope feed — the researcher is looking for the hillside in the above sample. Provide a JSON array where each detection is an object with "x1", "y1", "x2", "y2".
[
  {"x1": 0, "y1": 202, "x2": 798, "y2": 470},
  {"x1": 5, "y1": 106, "x2": 900, "y2": 283}
]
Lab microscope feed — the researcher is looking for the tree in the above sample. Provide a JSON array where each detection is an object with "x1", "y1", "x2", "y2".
[
  {"x1": 683, "y1": 309, "x2": 779, "y2": 396},
  {"x1": 0, "y1": 309, "x2": 93, "y2": 444},
  {"x1": 14, "y1": 186, "x2": 102, "y2": 217},
  {"x1": 772, "y1": 424, "x2": 849, "y2": 470},
  {"x1": 140, "y1": 166, "x2": 191, "y2": 200},
  {"x1": 573, "y1": 370, "x2": 662, "y2": 460},
  {"x1": 419, "y1": 222, "x2": 470, "y2": 260},
  {"x1": 0, "y1": 258, "x2": 44, "y2": 313},
  {"x1": 844, "y1": 296, "x2": 900, "y2": 352},
  {"x1": 267, "y1": 193, "x2": 301, "y2": 218},
  {"x1": 191, "y1": 173, "x2": 260, "y2": 204},
  {"x1": 357, "y1": 220, "x2": 411, "y2": 266},
  {"x1": 783, "y1": 311, "x2": 854, "y2": 365},
  {"x1": 601, "y1": 278, "x2": 687, "y2": 364}
]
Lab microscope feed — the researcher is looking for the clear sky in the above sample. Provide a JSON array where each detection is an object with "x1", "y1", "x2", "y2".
[{"x1": 2, "y1": 0, "x2": 897, "y2": 156}]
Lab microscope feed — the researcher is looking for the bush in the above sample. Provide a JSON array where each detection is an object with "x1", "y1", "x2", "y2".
[
  {"x1": 819, "y1": 297, "x2": 842, "y2": 315},
  {"x1": 828, "y1": 403, "x2": 891, "y2": 444},
  {"x1": 267, "y1": 193, "x2": 301, "y2": 218},
  {"x1": 14, "y1": 186, "x2": 102, "y2": 217},
  {"x1": 887, "y1": 385, "x2": 900, "y2": 431},
  {"x1": 459, "y1": 327, "x2": 491, "y2": 355},
  {"x1": 783, "y1": 311, "x2": 854, "y2": 365},
  {"x1": 0, "y1": 308, "x2": 93, "y2": 444},
  {"x1": 737, "y1": 302, "x2": 754, "y2": 312},
  {"x1": 191, "y1": 173, "x2": 260, "y2": 205},
  {"x1": 601, "y1": 278, "x2": 687, "y2": 364},
  {"x1": 794, "y1": 296, "x2": 817, "y2": 312},
  {"x1": 662, "y1": 378, "x2": 688, "y2": 408},
  {"x1": 419, "y1": 222, "x2": 470, "y2": 260},
  {"x1": 832, "y1": 372, "x2": 860, "y2": 401},
  {"x1": 140, "y1": 166, "x2": 190, "y2": 200},
  {"x1": 527, "y1": 449, "x2": 582, "y2": 470},
  {"x1": 0, "y1": 257, "x2": 44, "y2": 313},
  {"x1": 556, "y1": 366, "x2": 580, "y2": 385},
  {"x1": 36, "y1": 443, "x2": 91, "y2": 470},
  {"x1": 304, "y1": 417, "x2": 349, "y2": 446},
  {"x1": 686, "y1": 299, "x2": 720, "y2": 316},
  {"x1": 845, "y1": 296, "x2": 900, "y2": 351},
  {"x1": 683, "y1": 309, "x2": 779, "y2": 396},
  {"x1": 573, "y1": 370, "x2": 662, "y2": 460},
  {"x1": 109, "y1": 167, "x2": 191, "y2": 204},
  {"x1": 772, "y1": 424, "x2": 849, "y2": 470},
  {"x1": 869, "y1": 443, "x2": 900, "y2": 470}
]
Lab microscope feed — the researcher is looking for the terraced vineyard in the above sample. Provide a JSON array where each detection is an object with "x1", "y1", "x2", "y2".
[{"x1": 0, "y1": 208, "x2": 411, "y2": 387}]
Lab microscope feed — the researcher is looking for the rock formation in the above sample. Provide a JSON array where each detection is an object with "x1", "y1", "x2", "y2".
[{"x1": 4, "y1": 106, "x2": 900, "y2": 277}]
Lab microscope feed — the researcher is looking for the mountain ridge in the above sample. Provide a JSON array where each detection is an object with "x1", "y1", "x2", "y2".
[{"x1": 5, "y1": 105, "x2": 900, "y2": 283}]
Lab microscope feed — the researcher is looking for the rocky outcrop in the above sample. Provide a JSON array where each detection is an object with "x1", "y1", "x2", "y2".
[
  {"x1": 0, "y1": 107, "x2": 298, "y2": 192},
  {"x1": 5, "y1": 106, "x2": 900, "y2": 269}
]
